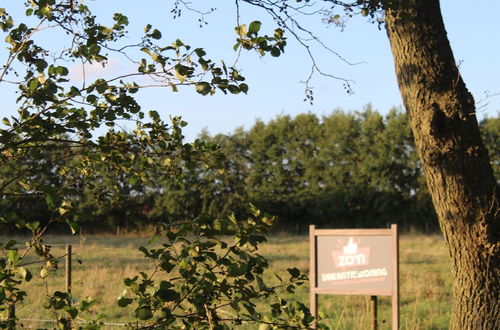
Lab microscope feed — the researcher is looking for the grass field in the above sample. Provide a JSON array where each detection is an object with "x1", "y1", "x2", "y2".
[{"x1": 2, "y1": 234, "x2": 452, "y2": 329}]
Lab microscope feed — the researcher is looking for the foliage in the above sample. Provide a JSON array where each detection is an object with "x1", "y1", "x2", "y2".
[
  {"x1": 4, "y1": 108, "x2": 497, "y2": 235},
  {"x1": 1, "y1": 1, "x2": 229, "y2": 233},
  {"x1": 155, "y1": 109, "x2": 497, "y2": 232},
  {"x1": 0, "y1": 1, "x2": 321, "y2": 329},
  {"x1": 118, "y1": 205, "x2": 317, "y2": 329},
  {"x1": 153, "y1": 108, "x2": 441, "y2": 232},
  {"x1": 479, "y1": 116, "x2": 500, "y2": 180}
]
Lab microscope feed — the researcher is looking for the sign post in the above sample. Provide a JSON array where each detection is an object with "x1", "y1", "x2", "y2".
[
  {"x1": 309, "y1": 225, "x2": 399, "y2": 329},
  {"x1": 370, "y1": 295, "x2": 378, "y2": 330}
]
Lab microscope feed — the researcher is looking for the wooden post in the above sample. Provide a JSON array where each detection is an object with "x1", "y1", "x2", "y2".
[
  {"x1": 7, "y1": 304, "x2": 15, "y2": 330},
  {"x1": 309, "y1": 225, "x2": 317, "y2": 328},
  {"x1": 370, "y1": 295, "x2": 378, "y2": 330},
  {"x1": 65, "y1": 244, "x2": 72, "y2": 295},
  {"x1": 391, "y1": 224, "x2": 399, "y2": 330}
]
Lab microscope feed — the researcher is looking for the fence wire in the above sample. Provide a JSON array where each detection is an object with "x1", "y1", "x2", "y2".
[{"x1": 18, "y1": 318, "x2": 127, "y2": 328}]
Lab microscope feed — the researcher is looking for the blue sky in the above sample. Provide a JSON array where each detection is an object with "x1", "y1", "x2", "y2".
[{"x1": 1, "y1": 1, "x2": 499, "y2": 141}]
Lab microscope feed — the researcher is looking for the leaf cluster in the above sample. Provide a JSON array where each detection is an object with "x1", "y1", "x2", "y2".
[
  {"x1": 116, "y1": 206, "x2": 319, "y2": 329},
  {"x1": 0, "y1": 3, "x2": 326, "y2": 328},
  {"x1": 234, "y1": 21, "x2": 287, "y2": 58}
]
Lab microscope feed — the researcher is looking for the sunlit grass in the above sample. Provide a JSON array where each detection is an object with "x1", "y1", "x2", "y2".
[{"x1": 2, "y1": 233, "x2": 451, "y2": 329}]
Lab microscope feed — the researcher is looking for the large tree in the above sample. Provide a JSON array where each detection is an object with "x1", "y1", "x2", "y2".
[
  {"x1": 242, "y1": 0, "x2": 499, "y2": 328},
  {"x1": 385, "y1": 2, "x2": 499, "y2": 328}
]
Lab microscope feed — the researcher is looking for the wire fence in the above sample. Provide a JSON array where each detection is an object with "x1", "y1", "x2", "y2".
[
  {"x1": 5, "y1": 244, "x2": 123, "y2": 328},
  {"x1": 6, "y1": 243, "x2": 151, "y2": 328},
  {"x1": 17, "y1": 318, "x2": 127, "y2": 328},
  {"x1": 5, "y1": 240, "x2": 453, "y2": 329}
]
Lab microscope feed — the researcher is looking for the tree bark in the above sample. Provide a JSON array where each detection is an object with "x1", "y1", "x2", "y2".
[{"x1": 385, "y1": 1, "x2": 499, "y2": 328}]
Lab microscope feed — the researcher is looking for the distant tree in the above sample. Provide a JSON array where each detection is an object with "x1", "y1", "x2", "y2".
[
  {"x1": 480, "y1": 116, "x2": 500, "y2": 180},
  {"x1": 193, "y1": 109, "x2": 434, "y2": 230}
]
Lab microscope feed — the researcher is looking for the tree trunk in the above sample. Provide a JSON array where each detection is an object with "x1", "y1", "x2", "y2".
[{"x1": 385, "y1": 1, "x2": 499, "y2": 328}]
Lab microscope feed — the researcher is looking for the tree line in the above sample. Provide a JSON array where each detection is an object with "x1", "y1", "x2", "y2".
[{"x1": 2, "y1": 107, "x2": 497, "y2": 234}]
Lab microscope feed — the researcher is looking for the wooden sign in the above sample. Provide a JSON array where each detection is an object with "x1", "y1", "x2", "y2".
[{"x1": 309, "y1": 225, "x2": 399, "y2": 329}]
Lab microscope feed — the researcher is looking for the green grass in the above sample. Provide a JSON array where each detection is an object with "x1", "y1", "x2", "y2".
[{"x1": 2, "y1": 234, "x2": 452, "y2": 329}]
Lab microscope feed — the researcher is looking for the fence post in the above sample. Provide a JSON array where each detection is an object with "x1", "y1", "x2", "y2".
[
  {"x1": 65, "y1": 244, "x2": 73, "y2": 328},
  {"x1": 370, "y1": 295, "x2": 378, "y2": 330},
  {"x1": 7, "y1": 303, "x2": 15, "y2": 329},
  {"x1": 65, "y1": 244, "x2": 72, "y2": 295}
]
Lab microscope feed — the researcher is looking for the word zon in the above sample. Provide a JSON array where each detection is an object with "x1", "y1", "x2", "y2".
[{"x1": 337, "y1": 253, "x2": 367, "y2": 267}]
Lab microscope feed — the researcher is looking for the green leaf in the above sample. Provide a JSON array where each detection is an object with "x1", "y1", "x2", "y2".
[
  {"x1": 228, "y1": 262, "x2": 248, "y2": 277},
  {"x1": 2, "y1": 117, "x2": 10, "y2": 126},
  {"x1": 227, "y1": 85, "x2": 240, "y2": 94},
  {"x1": 155, "y1": 288, "x2": 179, "y2": 302},
  {"x1": 40, "y1": 268, "x2": 48, "y2": 279},
  {"x1": 4, "y1": 240, "x2": 16, "y2": 249},
  {"x1": 287, "y1": 267, "x2": 300, "y2": 278},
  {"x1": 67, "y1": 220, "x2": 80, "y2": 235},
  {"x1": 34, "y1": 59, "x2": 48, "y2": 72},
  {"x1": 124, "y1": 276, "x2": 138, "y2": 286},
  {"x1": 174, "y1": 38, "x2": 184, "y2": 49},
  {"x1": 138, "y1": 246, "x2": 150, "y2": 257},
  {"x1": 239, "y1": 83, "x2": 249, "y2": 94},
  {"x1": 28, "y1": 79, "x2": 38, "y2": 91},
  {"x1": 86, "y1": 94, "x2": 98, "y2": 103},
  {"x1": 168, "y1": 83, "x2": 179, "y2": 92},
  {"x1": 79, "y1": 298, "x2": 94, "y2": 312},
  {"x1": 140, "y1": 47, "x2": 151, "y2": 55},
  {"x1": 56, "y1": 66, "x2": 69, "y2": 76},
  {"x1": 150, "y1": 52, "x2": 159, "y2": 62},
  {"x1": 26, "y1": 221, "x2": 40, "y2": 232},
  {"x1": 195, "y1": 82, "x2": 211, "y2": 96},
  {"x1": 113, "y1": 13, "x2": 129, "y2": 26},
  {"x1": 17, "y1": 267, "x2": 32, "y2": 281},
  {"x1": 37, "y1": 73, "x2": 46, "y2": 84},
  {"x1": 45, "y1": 192, "x2": 56, "y2": 209},
  {"x1": 174, "y1": 64, "x2": 191, "y2": 81},
  {"x1": 117, "y1": 297, "x2": 133, "y2": 307},
  {"x1": 243, "y1": 302, "x2": 256, "y2": 315},
  {"x1": 194, "y1": 48, "x2": 206, "y2": 57},
  {"x1": 235, "y1": 24, "x2": 247, "y2": 36},
  {"x1": 94, "y1": 79, "x2": 108, "y2": 93},
  {"x1": 135, "y1": 306, "x2": 153, "y2": 320},
  {"x1": 256, "y1": 276, "x2": 267, "y2": 291},
  {"x1": 8, "y1": 249, "x2": 19, "y2": 264},
  {"x1": 160, "y1": 261, "x2": 175, "y2": 272},
  {"x1": 150, "y1": 29, "x2": 162, "y2": 40},
  {"x1": 248, "y1": 21, "x2": 262, "y2": 35},
  {"x1": 59, "y1": 200, "x2": 71, "y2": 216},
  {"x1": 66, "y1": 306, "x2": 78, "y2": 319},
  {"x1": 148, "y1": 110, "x2": 160, "y2": 121},
  {"x1": 274, "y1": 28, "x2": 284, "y2": 39}
]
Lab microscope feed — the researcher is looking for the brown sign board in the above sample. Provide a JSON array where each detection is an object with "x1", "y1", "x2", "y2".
[{"x1": 309, "y1": 225, "x2": 399, "y2": 329}]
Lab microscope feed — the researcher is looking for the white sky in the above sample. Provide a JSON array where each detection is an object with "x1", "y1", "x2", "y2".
[{"x1": 1, "y1": 1, "x2": 499, "y2": 141}]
